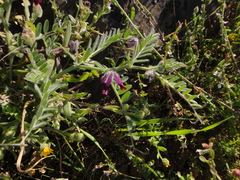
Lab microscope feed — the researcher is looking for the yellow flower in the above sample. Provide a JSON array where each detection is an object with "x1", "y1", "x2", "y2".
[
  {"x1": 41, "y1": 147, "x2": 54, "y2": 157},
  {"x1": 28, "y1": 170, "x2": 36, "y2": 176},
  {"x1": 228, "y1": 33, "x2": 237, "y2": 41}
]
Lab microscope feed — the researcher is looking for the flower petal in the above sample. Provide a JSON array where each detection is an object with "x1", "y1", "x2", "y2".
[
  {"x1": 105, "y1": 72, "x2": 114, "y2": 87},
  {"x1": 113, "y1": 72, "x2": 123, "y2": 86},
  {"x1": 102, "y1": 86, "x2": 110, "y2": 95},
  {"x1": 41, "y1": 147, "x2": 54, "y2": 157},
  {"x1": 101, "y1": 71, "x2": 113, "y2": 87}
]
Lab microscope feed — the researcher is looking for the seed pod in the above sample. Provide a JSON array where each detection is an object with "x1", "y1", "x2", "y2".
[{"x1": 69, "y1": 132, "x2": 85, "y2": 142}]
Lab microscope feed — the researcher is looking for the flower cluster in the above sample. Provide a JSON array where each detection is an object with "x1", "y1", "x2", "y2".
[{"x1": 101, "y1": 71, "x2": 126, "y2": 95}]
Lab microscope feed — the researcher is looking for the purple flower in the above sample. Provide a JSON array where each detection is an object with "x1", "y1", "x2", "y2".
[
  {"x1": 101, "y1": 71, "x2": 126, "y2": 95},
  {"x1": 125, "y1": 37, "x2": 139, "y2": 48}
]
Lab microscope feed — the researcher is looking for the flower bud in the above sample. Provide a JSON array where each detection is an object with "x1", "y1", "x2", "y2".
[{"x1": 125, "y1": 37, "x2": 139, "y2": 48}]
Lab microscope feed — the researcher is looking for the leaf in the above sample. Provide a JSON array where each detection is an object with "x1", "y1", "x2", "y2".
[
  {"x1": 62, "y1": 101, "x2": 73, "y2": 117},
  {"x1": 38, "y1": 113, "x2": 53, "y2": 121},
  {"x1": 35, "y1": 54, "x2": 44, "y2": 62},
  {"x1": 75, "y1": 92, "x2": 89, "y2": 99},
  {"x1": 21, "y1": 23, "x2": 35, "y2": 47},
  {"x1": 199, "y1": 156, "x2": 208, "y2": 163},
  {"x1": 121, "y1": 91, "x2": 132, "y2": 103},
  {"x1": 32, "y1": 122, "x2": 48, "y2": 129},
  {"x1": 133, "y1": 116, "x2": 233, "y2": 138},
  {"x1": 132, "y1": 59, "x2": 149, "y2": 63},
  {"x1": 126, "y1": 111, "x2": 143, "y2": 122},
  {"x1": 26, "y1": 21, "x2": 36, "y2": 33},
  {"x1": 133, "y1": 131, "x2": 164, "y2": 137},
  {"x1": 168, "y1": 77, "x2": 179, "y2": 83},
  {"x1": 187, "y1": 95, "x2": 198, "y2": 101},
  {"x1": 43, "y1": 80, "x2": 51, "y2": 94},
  {"x1": 43, "y1": 19, "x2": 49, "y2": 34},
  {"x1": 136, "y1": 118, "x2": 190, "y2": 126},
  {"x1": 131, "y1": 31, "x2": 159, "y2": 62},
  {"x1": 160, "y1": 75, "x2": 203, "y2": 123},
  {"x1": 82, "y1": 29, "x2": 122, "y2": 62},
  {"x1": 63, "y1": 21, "x2": 72, "y2": 47},
  {"x1": 124, "y1": 29, "x2": 131, "y2": 38},
  {"x1": 182, "y1": 89, "x2": 192, "y2": 95},
  {"x1": 174, "y1": 81, "x2": 185, "y2": 87},
  {"x1": 199, "y1": 117, "x2": 231, "y2": 131},
  {"x1": 103, "y1": 105, "x2": 123, "y2": 115},
  {"x1": 125, "y1": 115, "x2": 136, "y2": 132},
  {"x1": 165, "y1": 75, "x2": 175, "y2": 80},
  {"x1": 118, "y1": 85, "x2": 132, "y2": 95},
  {"x1": 133, "y1": 129, "x2": 197, "y2": 137},
  {"x1": 79, "y1": 72, "x2": 90, "y2": 82},
  {"x1": 164, "y1": 59, "x2": 186, "y2": 71},
  {"x1": 47, "y1": 81, "x2": 67, "y2": 94},
  {"x1": 16, "y1": 33, "x2": 22, "y2": 46},
  {"x1": 157, "y1": 146, "x2": 167, "y2": 151},
  {"x1": 80, "y1": 129, "x2": 110, "y2": 161},
  {"x1": 47, "y1": 97, "x2": 59, "y2": 103},
  {"x1": 91, "y1": 70, "x2": 99, "y2": 77},
  {"x1": 43, "y1": 107, "x2": 57, "y2": 112},
  {"x1": 164, "y1": 129, "x2": 197, "y2": 135},
  {"x1": 34, "y1": 83, "x2": 42, "y2": 98}
]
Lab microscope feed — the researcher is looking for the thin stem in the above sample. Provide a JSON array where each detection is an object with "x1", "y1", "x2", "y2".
[
  {"x1": 23, "y1": 0, "x2": 30, "y2": 21},
  {"x1": 217, "y1": 1, "x2": 239, "y2": 71},
  {"x1": 5, "y1": 0, "x2": 13, "y2": 24},
  {"x1": 111, "y1": 83, "x2": 135, "y2": 147},
  {"x1": 16, "y1": 100, "x2": 35, "y2": 172},
  {"x1": 111, "y1": 0, "x2": 143, "y2": 38},
  {"x1": 111, "y1": 83, "x2": 123, "y2": 108},
  {"x1": 50, "y1": 65, "x2": 104, "y2": 81},
  {"x1": 110, "y1": 65, "x2": 151, "y2": 72}
]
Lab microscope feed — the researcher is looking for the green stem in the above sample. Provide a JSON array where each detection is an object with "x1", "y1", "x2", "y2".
[
  {"x1": 23, "y1": 0, "x2": 30, "y2": 21},
  {"x1": 9, "y1": 55, "x2": 14, "y2": 84},
  {"x1": 51, "y1": 65, "x2": 104, "y2": 81},
  {"x1": 111, "y1": 0, "x2": 143, "y2": 38},
  {"x1": 111, "y1": 82, "x2": 135, "y2": 147},
  {"x1": 111, "y1": 83, "x2": 123, "y2": 108},
  {"x1": 218, "y1": 2, "x2": 239, "y2": 71},
  {"x1": 5, "y1": 0, "x2": 13, "y2": 23},
  {"x1": 110, "y1": 65, "x2": 151, "y2": 72}
]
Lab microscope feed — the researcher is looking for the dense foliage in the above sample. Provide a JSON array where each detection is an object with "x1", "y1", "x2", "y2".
[{"x1": 0, "y1": 0, "x2": 239, "y2": 179}]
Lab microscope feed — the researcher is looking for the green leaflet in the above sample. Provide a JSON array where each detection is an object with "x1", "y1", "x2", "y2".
[
  {"x1": 159, "y1": 75, "x2": 203, "y2": 123},
  {"x1": 131, "y1": 30, "x2": 159, "y2": 63},
  {"x1": 133, "y1": 116, "x2": 233, "y2": 137},
  {"x1": 82, "y1": 29, "x2": 122, "y2": 62}
]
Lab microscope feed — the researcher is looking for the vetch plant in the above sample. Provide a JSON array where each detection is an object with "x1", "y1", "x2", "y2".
[{"x1": 0, "y1": 0, "x2": 239, "y2": 179}]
